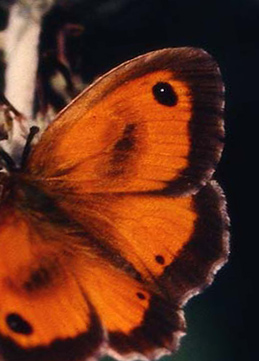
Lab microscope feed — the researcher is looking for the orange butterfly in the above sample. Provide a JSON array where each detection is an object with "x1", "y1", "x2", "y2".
[{"x1": 0, "y1": 48, "x2": 229, "y2": 361}]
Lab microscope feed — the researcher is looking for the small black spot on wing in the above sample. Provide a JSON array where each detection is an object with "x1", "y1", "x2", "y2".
[
  {"x1": 136, "y1": 292, "x2": 146, "y2": 300},
  {"x1": 6, "y1": 313, "x2": 33, "y2": 335},
  {"x1": 155, "y1": 255, "x2": 165, "y2": 265}
]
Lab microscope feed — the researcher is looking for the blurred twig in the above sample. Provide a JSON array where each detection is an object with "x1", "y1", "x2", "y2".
[
  {"x1": 0, "y1": 0, "x2": 90, "y2": 165},
  {"x1": 4, "y1": 0, "x2": 55, "y2": 119}
]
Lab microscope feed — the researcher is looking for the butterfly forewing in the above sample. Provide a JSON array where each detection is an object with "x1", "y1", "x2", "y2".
[{"x1": 26, "y1": 47, "x2": 224, "y2": 196}]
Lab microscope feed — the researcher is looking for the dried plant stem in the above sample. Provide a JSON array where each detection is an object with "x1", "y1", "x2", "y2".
[
  {"x1": 2, "y1": 0, "x2": 55, "y2": 162},
  {"x1": 4, "y1": 0, "x2": 55, "y2": 121}
]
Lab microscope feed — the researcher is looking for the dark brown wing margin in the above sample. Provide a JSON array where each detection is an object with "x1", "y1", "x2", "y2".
[{"x1": 108, "y1": 181, "x2": 229, "y2": 358}]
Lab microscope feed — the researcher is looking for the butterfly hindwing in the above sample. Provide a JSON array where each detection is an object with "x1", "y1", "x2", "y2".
[
  {"x1": 70, "y1": 182, "x2": 228, "y2": 359},
  {"x1": 0, "y1": 182, "x2": 228, "y2": 361},
  {"x1": 0, "y1": 201, "x2": 183, "y2": 361}
]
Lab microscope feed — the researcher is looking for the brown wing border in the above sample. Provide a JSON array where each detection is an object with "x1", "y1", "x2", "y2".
[{"x1": 107, "y1": 181, "x2": 229, "y2": 359}]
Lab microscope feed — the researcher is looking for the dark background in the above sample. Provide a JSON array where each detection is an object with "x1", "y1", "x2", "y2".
[{"x1": 0, "y1": 1, "x2": 255, "y2": 360}]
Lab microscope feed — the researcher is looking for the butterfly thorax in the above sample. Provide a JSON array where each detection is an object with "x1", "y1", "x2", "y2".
[{"x1": 0, "y1": 170, "x2": 70, "y2": 231}]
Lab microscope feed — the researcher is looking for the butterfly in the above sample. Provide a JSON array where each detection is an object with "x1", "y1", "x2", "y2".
[{"x1": 0, "y1": 47, "x2": 229, "y2": 361}]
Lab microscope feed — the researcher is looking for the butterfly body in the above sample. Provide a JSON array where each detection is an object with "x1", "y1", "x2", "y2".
[{"x1": 0, "y1": 48, "x2": 229, "y2": 361}]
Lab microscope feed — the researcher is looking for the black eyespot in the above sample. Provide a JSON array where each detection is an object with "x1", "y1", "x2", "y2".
[
  {"x1": 6, "y1": 313, "x2": 33, "y2": 335},
  {"x1": 152, "y1": 82, "x2": 178, "y2": 106}
]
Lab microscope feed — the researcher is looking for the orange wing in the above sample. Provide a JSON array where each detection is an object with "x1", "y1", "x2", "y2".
[
  {"x1": 25, "y1": 47, "x2": 224, "y2": 196},
  {"x1": 0, "y1": 184, "x2": 228, "y2": 361},
  {"x1": 0, "y1": 48, "x2": 228, "y2": 361},
  {"x1": 0, "y1": 205, "x2": 103, "y2": 361},
  {"x1": 0, "y1": 200, "x2": 188, "y2": 361}
]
